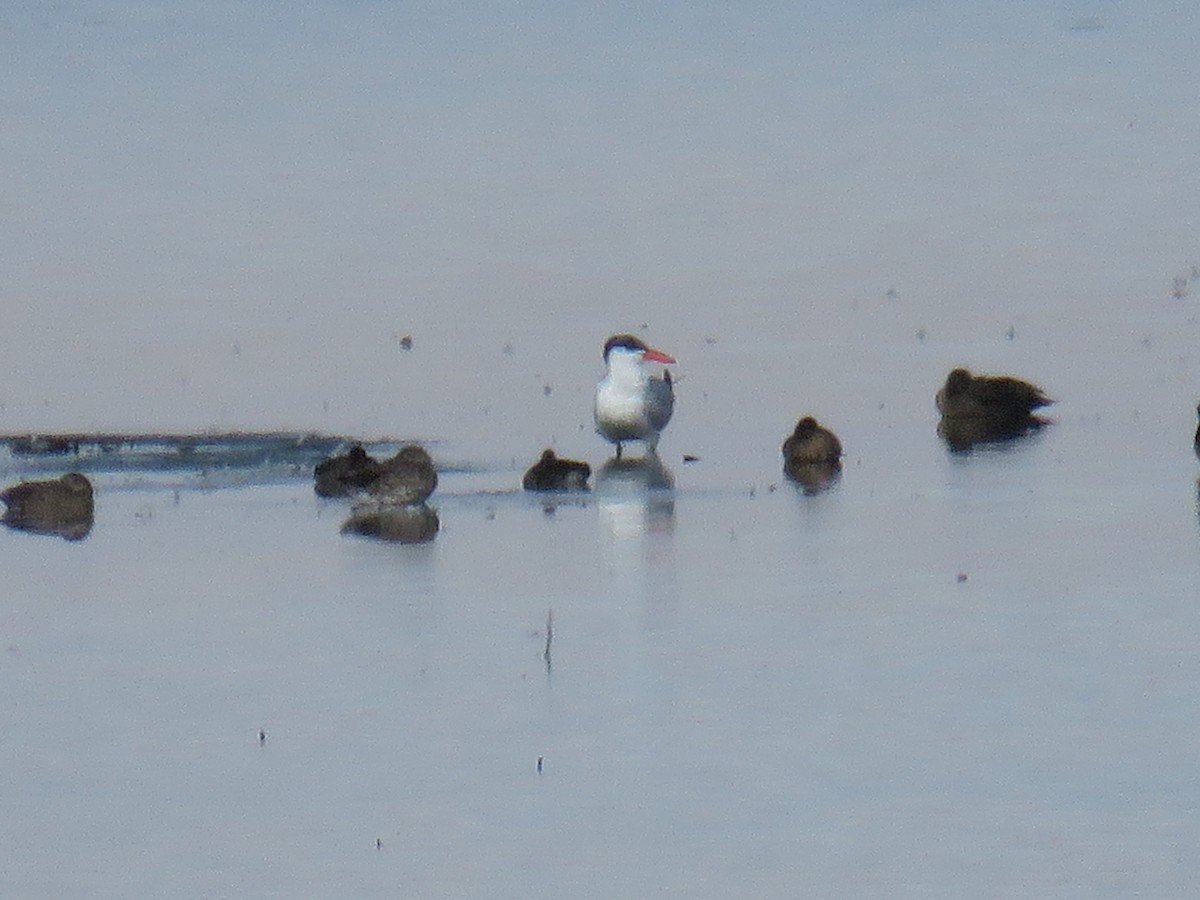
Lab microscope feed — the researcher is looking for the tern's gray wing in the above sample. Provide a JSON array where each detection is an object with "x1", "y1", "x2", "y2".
[{"x1": 645, "y1": 373, "x2": 674, "y2": 432}]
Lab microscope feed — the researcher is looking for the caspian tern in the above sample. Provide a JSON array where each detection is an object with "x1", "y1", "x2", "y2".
[{"x1": 594, "y1": 333, "x2": 676, "y2": 458}]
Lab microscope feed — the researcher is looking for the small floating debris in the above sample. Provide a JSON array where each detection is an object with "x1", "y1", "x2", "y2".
[
  {"x1": 957, "y1": 572, "x2": 968, "y2": 583},
  {"x1": 682, "y1": 454, "x2": 700, "y2": 464}
]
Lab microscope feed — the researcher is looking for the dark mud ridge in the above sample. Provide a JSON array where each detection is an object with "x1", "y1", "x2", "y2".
[{"x1": 0, "y1": 431, "x2": 405, "y2": 478}]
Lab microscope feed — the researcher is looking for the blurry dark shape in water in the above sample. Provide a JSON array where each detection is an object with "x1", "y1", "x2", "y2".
[
  {"x1": 2, "y1": 432, "x2": 355, "y2": 482},
  {"x1": 9, "y1": 434, "x2": 80, "y2": 456},
  {"x1": 783, "y1": 417, "x2": 842, "y2": 466},
  {"x1": 258, "y1": 729, "x2": 266, "y2": 746},
  {"x1": 1, "y1": 472, "x2": 94, "y2": 541},
  {"x1": 784, "y1": 461, "x2": 842, "y2": 496},
  {"x1": 368, "y1": 445, "x2": 437, "y2": 504},
  {"x1": 1172, "y1": 275, "x2": 1189, "y2": 300},
  {"x1": 523, "y1": 449, "x2": 590, "y2": 492},
  {"x1": 936, "y1": 368, "x2": 1052, "y2": 423},
  {"x1": 341, "y1": 501, "x2": 439, "y2": 543},
  {"x1": 957, "y1": 572, "x2": 968, "y2": 583},
  {"x1": 398, "y1": 334, "x2": 413, "y2": 350},
  {"x1": 682, "y1": 454, "x2": 699, "y2": 463},
  {"x1": 314, "y1": 445, "x2": 384, "y2": 497},
  {"x1": 937, "y1": 414, "x2": 1049, "y2": 453},
  {"x1": 1193, "y1": 404, "x2": 1200, "y2": 459},
  {"x1": 596, "y1": 453, "x2": 674, "y2": 492}
]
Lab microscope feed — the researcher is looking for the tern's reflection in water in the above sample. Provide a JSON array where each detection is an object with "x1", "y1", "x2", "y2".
[
  {"x1": 341, "y1": 501, "x2": 439, "y2": 544},
  {"x1": 937, "y1": 415, "x2": 1049, "y2": 453},
  {"x1": 595, "y1": 454, "x2": 675, "y2": 538}
]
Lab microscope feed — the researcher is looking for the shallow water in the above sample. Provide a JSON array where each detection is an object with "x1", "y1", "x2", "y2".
[
  {"x1": 4, "y1": 408, "x2": 1200, "y2": 897},
  {"x1": 4, "y1": 1, "x2": 1200, "y2": 897}
]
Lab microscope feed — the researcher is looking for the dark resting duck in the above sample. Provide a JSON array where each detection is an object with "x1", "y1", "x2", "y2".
[
  {"x1": 1, "y1": 472, "x2": 95, "y2": 540},
  {"x1": 523, "y1": 450, "x2": 592, "y2": 491},
  {"x1": 782, "y1": 417, "x2": 842, "y2": 493},
  {"x1": 313, "y1": 445, "x2": 384, "y2": 497},
  {"x1": 367, "y1": 444, "x2": 438, "y2": 505},
  {"x1": 782, "y1": 417, "x2": 842, "y2": 466},
  {"x1": 935, "y1": 368, "x2": 1052, "y2": 423}
]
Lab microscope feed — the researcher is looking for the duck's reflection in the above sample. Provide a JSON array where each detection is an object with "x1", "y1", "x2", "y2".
[
  {"x1": 341, "y1": 501, "x2": 439, "y2": 544},
  {"x1": 937, "y1": 415, "x2": 1049, "y2": 453},
  {"x1": 595, "y1": 454, "x2": 675, "y2": 538},
  {"x1": 784, "y1": 460, "x2": 842, "y2": 496}
]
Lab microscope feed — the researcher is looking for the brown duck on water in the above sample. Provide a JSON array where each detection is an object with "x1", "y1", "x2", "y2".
[
  {"x1": 1, "y1": 472, "x2": 94, "y2": 540},
  {"x1": 313, "y1": 445, "x2": 385, "y2": 497},
  {"x1": 935, "y1": 368, "x2": 1052, "y2": 423},
  {"x1": 782, "y1": 417, "x2": 843, "y2": 493},
  {"x1": 782, "y1": 417, "x2": 842, "y2": 467},
  {"x1": 523, "y1": 449, "x2": 591, "y2": 491},
  {"x1": 935, "y1": 368, "x2": 1052, "y2": 451},
  {"x1": 367, "y1": 444, "x2": 438, "y2": 505}
]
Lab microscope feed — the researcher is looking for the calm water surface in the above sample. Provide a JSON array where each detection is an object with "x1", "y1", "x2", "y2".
[{"x1": 3, "y1": 353, "x2": 1200, "y2": 897}]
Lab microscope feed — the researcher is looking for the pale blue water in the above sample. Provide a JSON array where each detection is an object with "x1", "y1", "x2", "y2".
[{"x1": 3, "y1": 1, "x2": 1200, "y2": 896}]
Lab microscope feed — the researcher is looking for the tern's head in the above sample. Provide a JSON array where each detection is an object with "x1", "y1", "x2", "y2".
[{"x1": 602, "y1": 334, "x2": 676, "y2": 365}]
